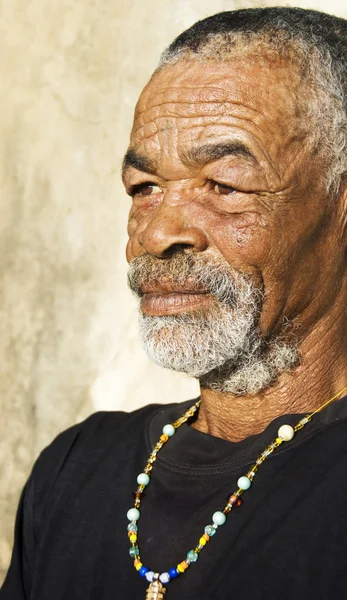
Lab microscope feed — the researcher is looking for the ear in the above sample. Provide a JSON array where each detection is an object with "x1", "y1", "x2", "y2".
[{"x1": 335, "y1": 178, "x2": 347, "y2": 244}]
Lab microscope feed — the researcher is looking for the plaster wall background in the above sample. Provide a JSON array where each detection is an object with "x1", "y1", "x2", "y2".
[{"x1": 1, "y1": 0, "x2": 346, "y2": 582}]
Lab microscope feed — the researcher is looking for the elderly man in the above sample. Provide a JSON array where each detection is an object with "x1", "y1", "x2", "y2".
[{"x1": 2, "y1": 6, "x2": 347, "y2": 600}]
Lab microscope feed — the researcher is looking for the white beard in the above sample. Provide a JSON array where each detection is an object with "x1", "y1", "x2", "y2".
[{"x1": 128, "y1": 254, "x2": 299, "y2": 395}]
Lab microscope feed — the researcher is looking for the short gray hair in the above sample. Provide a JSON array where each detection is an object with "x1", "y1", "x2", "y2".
[{"x1": 158, "y1": 8, "x2": 347, "y2": 196}]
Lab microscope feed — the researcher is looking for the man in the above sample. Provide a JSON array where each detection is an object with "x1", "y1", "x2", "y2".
[{"x1": 1, "y1": 6, "x2": 347, "y2": 600}]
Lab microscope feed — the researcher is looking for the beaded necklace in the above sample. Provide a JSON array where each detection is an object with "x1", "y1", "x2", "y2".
[{"x1": 126, "y1": 386, "x2": 347, "y2": 599}]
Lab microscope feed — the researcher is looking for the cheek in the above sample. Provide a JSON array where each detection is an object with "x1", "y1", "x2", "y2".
[{"x1": 206, "y1": 212, "x2": 271, "y2": 268}]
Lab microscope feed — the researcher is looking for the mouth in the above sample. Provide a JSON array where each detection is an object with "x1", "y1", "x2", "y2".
[{"x1": 140, "y1": 290, "x2": 213, "y2": 316}]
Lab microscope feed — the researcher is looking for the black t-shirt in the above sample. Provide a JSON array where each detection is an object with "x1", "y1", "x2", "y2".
[{"x1": 2, "y1": 396, "x2": 347, "y2": 600}]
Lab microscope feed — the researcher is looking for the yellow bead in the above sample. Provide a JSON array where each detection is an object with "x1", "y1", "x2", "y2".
[
  {"x1": 130, "y1": 534, "x2": 137, "y2": 542},
  {"x1": 177, "y1": 561, "x2": 188, "y2": 573},
  {"x1": 135, "y1": 561, "x2": 143, "y2": 571},
  {"x1": 199, "y1": 537, "x2": 207, "y2": 546}
]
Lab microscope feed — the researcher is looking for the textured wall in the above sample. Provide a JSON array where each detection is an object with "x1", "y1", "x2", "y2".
[{"x1": 1, "y1": 0, "x2": 346, "y2": 582}]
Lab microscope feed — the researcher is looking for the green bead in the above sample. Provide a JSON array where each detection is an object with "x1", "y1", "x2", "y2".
[
  {"x1": 129, "y1": 547, "x2": 139, "y2": 557},
  {"x1": 187, "y1": 550, "x2": 198, "y2": 563},
  {"x1": 204, "y1": 525, "x2": 216, "y2": 537},
  {"x1": 127, "y1": 523, "x2": 138, "y2": 532}
]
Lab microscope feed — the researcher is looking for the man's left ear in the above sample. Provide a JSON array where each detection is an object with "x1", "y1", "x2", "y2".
[{"x1": 336, "y1": 179, "x2": 347, "y2": 244}]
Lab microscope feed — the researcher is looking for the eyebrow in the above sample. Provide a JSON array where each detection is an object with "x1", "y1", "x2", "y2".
[
  {"x1": 121, "y1": 140, "x2": 258, "y2": 181},
  {"x1": 181, "y1": 141, "x2": 259, "y2": 167},
  {"x1": 122, "y1": 149, "x2": 157, "y2": 179}
]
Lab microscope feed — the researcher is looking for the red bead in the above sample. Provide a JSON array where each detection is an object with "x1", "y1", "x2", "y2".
[
  {"x1": 236, "y1": 499, "x2": 242, "y2": 507},
  {"x1": 228, "y1": 494, "x2": 238, "y2": 504}
]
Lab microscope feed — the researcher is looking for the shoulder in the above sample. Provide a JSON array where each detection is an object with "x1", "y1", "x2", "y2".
[
  {"x1": 32, "y1": 403, "x2": 164, "y2": 482},
  {"x1": 29, "y1": 403, "x2": 168, "y2": 527}
]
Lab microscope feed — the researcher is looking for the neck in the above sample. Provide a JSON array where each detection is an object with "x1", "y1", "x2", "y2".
[{"x1": 194, "y1": 313, "x2": 347, "y2": 443}]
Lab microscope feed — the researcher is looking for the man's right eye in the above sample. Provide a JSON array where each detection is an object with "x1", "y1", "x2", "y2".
[{"x1": 131, "y1": 183, "x2": 162, "y2": 197}]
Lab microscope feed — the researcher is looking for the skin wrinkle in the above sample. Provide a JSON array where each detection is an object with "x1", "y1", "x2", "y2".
[
  {"x1": 131, "y1": 109, "x2": 304, "y2": 185},
  {"x1": 125, "y1": 55, "x2": 347, "y2": 441}
]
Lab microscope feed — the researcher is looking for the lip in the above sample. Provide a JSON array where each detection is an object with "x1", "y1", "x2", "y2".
[
  {"x1": 141, "y1": 291, "x2": 213, "y2": 316},
  {"x1": 140, "y1": 281, "x2": 207, "y2": 295}
]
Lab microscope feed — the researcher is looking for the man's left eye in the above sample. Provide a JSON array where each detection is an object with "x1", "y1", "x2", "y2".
[{"x1": 213, "y1": 182, "x2": 236, "y2": 195}]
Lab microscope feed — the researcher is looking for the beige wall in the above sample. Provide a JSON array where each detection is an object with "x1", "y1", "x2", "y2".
[{"x1": 1, "y1": 0, "x2": 346, "y2": 582}]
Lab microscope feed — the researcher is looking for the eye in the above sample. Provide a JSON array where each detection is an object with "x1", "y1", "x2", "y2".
[
  {"x1": 213, "y1": 182, "x2": 236, "y2": 195},
  {"x1": 131, "y1": 182, "x2": 162, "y2": 197}
]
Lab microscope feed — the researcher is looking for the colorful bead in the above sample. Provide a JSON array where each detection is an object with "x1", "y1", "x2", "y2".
[
  {"x1": 237, "y1": 476, "x2": 252, "y2": 490},
  {"x1": 212, "y1": 511, "x2": 227, "y2": 526},
  {"x1": 177, "y1": 561, "x2": 188, "y2": 573},
  {"x1": 228, "y1": 494, "x2": 238, "y2": 504},
  {"x1": 162, "y1": 424, "x2": 175, "y2": 437},
  {"x1": 187, "y1": 550, "x2": 198, "y2": 562},
  {"x1": 137, "y1": 473, "x2": 150, "y2": 486},
  {"x1": 127, "y1": 508, "x2": 140, "y2": 521},
  {"x1": 126, "y1": 393, "x2": 346, "y2": 587},
  {"x1": 169, "y1": 568, "x2": 179, "y2": 579},
  {"x1": 204, "y1": 525, "x2": 216, "y2": 537},
  {"x1": 278, "y1": 424, "x2": 295, "y2": 441}
]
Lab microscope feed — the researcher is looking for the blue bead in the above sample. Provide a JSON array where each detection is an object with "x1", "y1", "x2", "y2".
[
  {"x1": 163, "y1": 424, "x2": 175, "y2": 437},
  {"x1": 204, "y1": 525, "x2": 216, "y2": 537},
  {"x1": 139, "y1": 566, "x2": 149, "y2": 577},
  {"x1": 127, "y1": 523, "x2": 138, "y2": 532},
  {"x1": 129, "y1": 547, "x2": 139, "y2": 557},
  {"x1": 169, "y1": 568, "x2": 179, "y2": 579},
  {"x1": 237, "y1": 476, "x2": 251, "y2": 490}
]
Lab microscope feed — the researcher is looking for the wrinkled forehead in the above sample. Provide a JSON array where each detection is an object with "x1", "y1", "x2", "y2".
[{"x1": 131, "y1": 57, "x2": 304, "y2": 152}]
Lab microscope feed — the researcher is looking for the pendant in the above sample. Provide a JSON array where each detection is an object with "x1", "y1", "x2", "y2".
[{"x1": 146, "y1": 579, "x2": 167, "y2": 599}]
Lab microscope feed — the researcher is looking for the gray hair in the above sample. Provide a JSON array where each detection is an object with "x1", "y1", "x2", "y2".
[{"x1": 158, "y1": 8, "x2": 347, "y2": 196}]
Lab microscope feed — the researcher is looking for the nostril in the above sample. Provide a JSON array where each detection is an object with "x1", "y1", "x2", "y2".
[{"x1": 163, "y1": 243, "x2": 194, "y2": 257}]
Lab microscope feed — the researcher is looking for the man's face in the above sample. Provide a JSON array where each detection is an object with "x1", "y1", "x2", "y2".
[{"x1": 123, "y1": 56, "x2": 344, "y2": 393}]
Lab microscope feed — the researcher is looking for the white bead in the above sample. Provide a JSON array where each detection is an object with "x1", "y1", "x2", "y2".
[
  {"x1": 212, "y1": 511, "x2": 227, "y2": 526},
  {"x1": 237, "y1": 476, "x2": 251, "y2": 490},
  {"x1": 146, "y1": 571, "x2": 155, "y2": 583},
  {"x1": 137, "y1": 473, "x2": 150, "y2": 486},
  {"x1": 278, "y1": 424, "x2": 295, "y2": 441},
  {"x1": 127, "y1": 508, "x2": 140, "y2": 521},
  {"x1": 162, "y1": 424, "x2": 175, "y2": 437},
  {"x1": 159, "y1": 572, "x2": 171, "y2": 584}
]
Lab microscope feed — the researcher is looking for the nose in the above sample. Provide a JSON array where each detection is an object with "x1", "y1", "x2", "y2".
[{"x1": 130, "y1": 207, "x2": 209, "y2": 259}]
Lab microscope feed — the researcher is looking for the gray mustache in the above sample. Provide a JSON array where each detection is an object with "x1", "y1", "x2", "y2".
[{"x1": 127, "y1": 253, "x2": 262, "y2": 308}]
